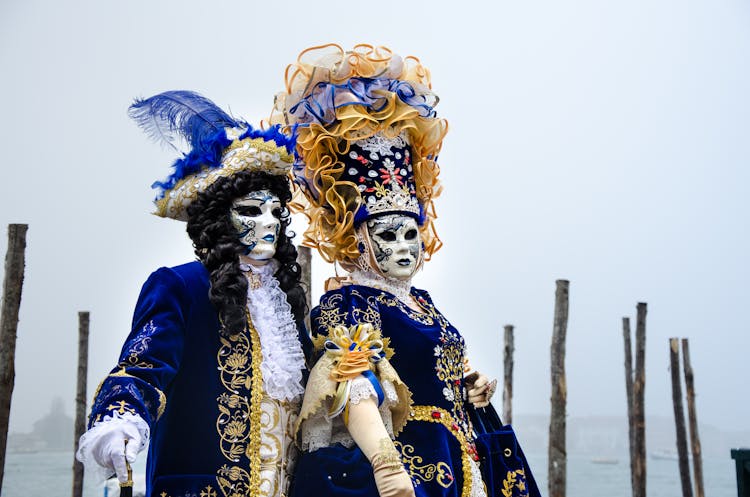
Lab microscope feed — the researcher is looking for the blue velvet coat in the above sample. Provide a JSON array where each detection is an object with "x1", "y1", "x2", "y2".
[
  {"x1": 89, "y1": 261, "x2": 310, "y2": 497},
  {"x1": 292, "y1": 284, "x2": 482, "y2": 497}
]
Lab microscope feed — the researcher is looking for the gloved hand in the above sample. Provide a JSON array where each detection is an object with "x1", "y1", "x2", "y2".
[
  {"x1": 345, "y1": 395, "x2": 414, "y2": 497},
  {"x1": 465, "y1": 371, "x2": 497, "y2": 408},
  {"x1": 87, "y1": 420, "x2": 143, "y2": 483},
  {"x1": 371, "y1": 447, "x2": 415, "y2": 497}
]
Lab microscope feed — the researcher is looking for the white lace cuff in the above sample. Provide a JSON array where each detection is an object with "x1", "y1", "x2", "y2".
[
  {"x1": 75, "y1": 412, "x2": 149, "y2": 483},
  {"x1": 348, "y1": 376, "x2": 399, "y2": 405},
  {"x1": 300, "y1": 377, "x2": 399, "y2": 452}
]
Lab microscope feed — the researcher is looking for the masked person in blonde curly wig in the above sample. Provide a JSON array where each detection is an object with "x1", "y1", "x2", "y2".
[
  {"x1": 271, "y1": 44, "x2": 500, "y2": 497},
  {"x1": 76, "y1": 91, "x2": 310, "y2": 497}
]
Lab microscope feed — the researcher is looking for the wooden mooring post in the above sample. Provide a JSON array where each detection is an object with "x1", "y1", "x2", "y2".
[
  {"x1": 548, "y1": 279, "x2": 569, "y2": 497},
  {"x1": 622, "y1": 317, "x2": 636, "y2": 496},
  {"x1": 681, "y1": 339, "x2": 704, "y2": 497},
  {"x1": 669, "y1": 338, "x2": 693, "y2": 497},
  {"x1": 297, "y1": 245, "x2": 312, "y2": 332},
  {"x1": 0, "y1": 224, "x2": 28, "y2": 492},
  {"x1": 633, "y1": 303, "x2": 647, "y2": 497},
  {"x1": 503, "y1": 324, "x2": 514, "y2": 424},
  {"x1": 72, "y1": 311, "x2": 90, "y2": 497}
]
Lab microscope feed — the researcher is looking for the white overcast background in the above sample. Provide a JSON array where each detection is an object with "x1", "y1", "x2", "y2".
[{"x1": 1, "y1": 0, "x2": 748, "y2": 443}]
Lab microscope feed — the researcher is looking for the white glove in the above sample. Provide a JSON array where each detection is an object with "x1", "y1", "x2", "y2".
[{"x1": 76, "y1": 414, "x2": 148, "y2": 483}]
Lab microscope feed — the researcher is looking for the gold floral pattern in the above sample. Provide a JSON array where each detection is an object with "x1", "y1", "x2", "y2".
[
  {"x1": 315, "y1": 289, "x2": 385, "y2": 334},
  {"x1": 217, "y1": 330, "x2": 252, "y2": 463},
  {"x1": 433, "y1": 327, "x2": 470, "y2": 437},
  {"x1": 215, "y1": 313, "x2": 264, "y2": 497},
  {"x1": 315, "y1": 293, "x2": 348, "y2": 331},
  {"x1": 372, "y1": 290, "x2": 450, "y2": 330},
  {"x1": 352, "y1": 302, "x2": 383, "y2": 331},
  {"x1": 217, "y1": 464, "x2": 252, "y2": 497},
  {"x1": 395, "y1": 442, "x2": 453, "y2": 489},
  {"x1": 502, "y1": 469, "x2": 528, "y2": 497}
]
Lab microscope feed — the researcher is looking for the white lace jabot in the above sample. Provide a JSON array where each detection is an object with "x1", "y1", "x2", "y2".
[{"x1": 240, "y1": 258, "x2": 306, "y2": 402}]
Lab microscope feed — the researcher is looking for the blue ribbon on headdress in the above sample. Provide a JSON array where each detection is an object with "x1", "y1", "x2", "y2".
[{"x1": 289, "y1": 78, "x2": 437, "y2": 127}]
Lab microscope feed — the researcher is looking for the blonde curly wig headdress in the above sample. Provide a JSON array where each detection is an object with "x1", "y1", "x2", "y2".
[{"x1": 271, "y1": 44, "x2": 448, "y2": 268}]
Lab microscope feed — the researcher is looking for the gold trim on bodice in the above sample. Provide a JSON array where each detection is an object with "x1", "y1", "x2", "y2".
[{"x1": 407, "y1": 405, "x2": 477, "y2": 497}]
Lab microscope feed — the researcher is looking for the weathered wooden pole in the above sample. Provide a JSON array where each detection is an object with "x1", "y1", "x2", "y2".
[
  {"x1": 297, "y1": 245, "x2": 312, "y2": 331},
  {"x1": 502, "y1": 324, "x2": 514, "y2": 424},
  {"x1": 0, "y1": 224, "x2": 28, "y2": 492},
  {"x1": 548, "y1": 280, "x2": 569, "y2": 497},
  {"x1": 622, "y1": 316, "x2": 636, "y2": 496},
  {"x1": 632, "y1": 303, "x2": 647, "y2": 497},
  {"x1": 681, "y1": 339, "x2": 704, "y2": 497},
  {"x1": 669, "y1": 338, "x2": 693, "y2": 497},
  {"x1": 72, "y1": 311, "x2": 90, "y2": 497}
]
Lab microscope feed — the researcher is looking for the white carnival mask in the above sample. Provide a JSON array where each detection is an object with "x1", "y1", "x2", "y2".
[
  {"x1": 229, "y1": 190, "x2": 283, "y2": 263},
  {"x1": 365, "y1": 213, "x2": 421, "y2": 281}
]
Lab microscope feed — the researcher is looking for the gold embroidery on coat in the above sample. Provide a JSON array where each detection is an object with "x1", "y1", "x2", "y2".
[
  {"x1": 217, "y1": 464, "x2": 252, "y2": 497},
  {"x1": 217, "y1": 330, "x2": 252, "y2": 464},
  {"x1": 106, "y1": 400, "x2": 136, "y2": 416},
  {"x1": 108, "y1": 367, "x2": 167, "y2": 419},
  {"x1": 215, "y1": 312, "x2": 264, "y2": 497},
  {"x1": 247, "y1": 316, "x2": 264, "y2": 494},
  {"x1": 201, "y1": 485, "x2": 219, "y2": 497}
]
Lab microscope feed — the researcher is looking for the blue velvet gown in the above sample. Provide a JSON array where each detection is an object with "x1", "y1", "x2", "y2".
[
  {"x1": 292, "y1": 284, "x2": 485, "y2": 497},
  {"x1": 88, "y1": 261, "x2": 311, "y2": 497}
]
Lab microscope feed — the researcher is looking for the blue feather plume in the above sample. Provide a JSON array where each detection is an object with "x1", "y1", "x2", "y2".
[
  {"x1": 128, "y1": 90, "x2": 240, "y2": 153},
  {"x1": 130, "y1": 90, "x2": 298, "y2": 201}
]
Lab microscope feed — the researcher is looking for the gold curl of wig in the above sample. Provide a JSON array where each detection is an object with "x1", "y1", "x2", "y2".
[{"x1": 272, "y1": 44, "x2": 448, "y2": 267}]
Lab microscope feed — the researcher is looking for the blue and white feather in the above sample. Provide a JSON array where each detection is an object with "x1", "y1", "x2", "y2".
[{"x1": 128, "y1": 90, "x2": 241, "y2": 153}]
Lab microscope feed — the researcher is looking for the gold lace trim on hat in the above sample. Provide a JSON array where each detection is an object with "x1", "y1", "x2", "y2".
[{"x1": 155, "y1": 137, "x2": 292, "y2": 221}]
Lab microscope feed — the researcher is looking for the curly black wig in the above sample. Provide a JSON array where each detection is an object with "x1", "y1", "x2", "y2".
[{"x1": 186, "y1": 170, "x2": 306, "y2": 335}]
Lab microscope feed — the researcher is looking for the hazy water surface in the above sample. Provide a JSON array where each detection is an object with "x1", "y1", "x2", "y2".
[{"x1": 2, "y1": 450, "x2": 738, "y2": 496}]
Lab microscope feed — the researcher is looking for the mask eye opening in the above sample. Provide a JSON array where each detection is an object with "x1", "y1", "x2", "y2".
[{"x1": 377, "y1": 231, "x2": 397, "y2": 242}]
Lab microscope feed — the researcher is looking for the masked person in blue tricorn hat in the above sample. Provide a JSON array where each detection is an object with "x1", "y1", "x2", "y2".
[{"x1": 76, "y1": 91, "x2": 310, "y2": 497}]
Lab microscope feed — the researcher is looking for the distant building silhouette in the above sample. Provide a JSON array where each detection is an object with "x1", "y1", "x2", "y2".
[{"x1": 7, "y1": 397, "x2": 73, "y2": 452}]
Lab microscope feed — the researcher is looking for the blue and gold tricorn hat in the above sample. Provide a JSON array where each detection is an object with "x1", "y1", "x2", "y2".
[{"x1": 129, "y1": 90, "x2": 295, "y2": 221}]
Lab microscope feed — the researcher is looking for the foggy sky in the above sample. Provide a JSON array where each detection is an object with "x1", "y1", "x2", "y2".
[{"x1": 0, "y1": 0, "x2": 748, "y2": 440}]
